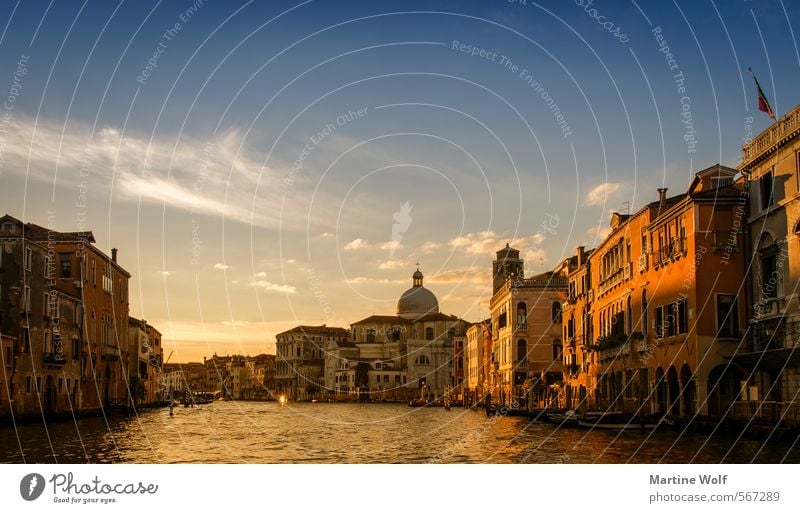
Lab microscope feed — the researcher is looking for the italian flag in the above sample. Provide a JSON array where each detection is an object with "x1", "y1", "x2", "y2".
[{"x1": 749, "y1": 67, "x2": 775, "y2": 120}]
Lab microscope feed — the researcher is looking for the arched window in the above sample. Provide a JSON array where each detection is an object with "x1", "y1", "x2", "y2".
[
  {"x1": 415, "y1": 355, "x2": 431, "y2": 365},
  {"x1": 552, "y1": 339, "x2": 562, "y2": 362},
  {"x1": 517, "y1": 339, "x2": 527, "y2": 363},
  {"x1": 517, "y1": 302, "x2": 527, "y2": 325},
  {"x1": 552, "y1": 302, "x2": 562, "y2": 324},
  {"x1": 642, "y1": 289, "x2": 648, "y2": 334}
]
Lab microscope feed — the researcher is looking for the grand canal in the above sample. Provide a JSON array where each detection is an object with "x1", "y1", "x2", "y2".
[{"x1": 1, "y1": 402, "x2": 797, "y2": 463}]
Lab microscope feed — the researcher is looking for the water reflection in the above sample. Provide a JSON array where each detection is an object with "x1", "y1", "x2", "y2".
[{"x1": 0, "y1": 402, "x2": 796, "y2": 463}]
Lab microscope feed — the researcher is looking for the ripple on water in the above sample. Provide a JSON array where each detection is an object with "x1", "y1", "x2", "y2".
[{"x1": 1, "y1": 403, "x2": 798, "y2": 463}]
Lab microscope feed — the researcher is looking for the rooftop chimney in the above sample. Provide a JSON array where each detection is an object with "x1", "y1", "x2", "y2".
[
  {"x1": 657, "y1": 188, "x2": 668, "y2": 205},
  {"x1": 111, "y1": 248, "x2": 118, "y2": 263},
  {"x1": 577, "y1": 246, "x2": 585, "y2": 267}
]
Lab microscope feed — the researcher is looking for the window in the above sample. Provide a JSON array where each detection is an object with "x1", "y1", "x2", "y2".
[
  {"x1": 58, "y1": 377, "x2": 63, "y2": 393},
  {"x1": 717, "y1": 295, "x2": 739, "y2": 338},
  {"x1": 498, "y1": 311, "x2": 507, "y2": 329},
  {"x1": 59, "y1": 253, "x2": 72, "y2": 278},
  {"x1": 517, "y1": 339, "x2": 527, "y2": 363},
  {"x1": 44, "y1": 255, "x2": 51, "y2": 279},
  {"x1": 23, "y1": 285, "x2": 30, "y2": 312},
  {"x1": 666, "y1": 302, "x2": 677, "y2": 337},
  {"x1": 655, "y1": 306, "x2": 663, "y2": 339},
  {"x1": 21, "y1": 327, "x2": 30, "y2": 353},
  {"x1": 72, "y1": 338, "x2": 80, "y2": 360},
  {"x1": 677, "y1": 298, "x2": 688, "y2": 335},
  {"x1": 24, "y1": 247, "x2": 32, "y2": 271},
  {"x1": 4, "y1": 345, "x2": 11, "y2": 367},
  {"x1": 425, "y1": 327, "x2": 434, "y2": 340},
  {"x1": 761, "y1": 250, "x2": 778, "y2": 299},
  {"x1": 415, "y1": 355, "x2": 430, "y2": 365},
  {"x1": 711, "y1": 176, "x2": 733, "y2": 189},
  {"x1": 552, "y1": 339, "x2": 562, "y2": 361},
  {"x1": 760, "y1": 170, "x2": 774, "y2": 210},
  {"x1": 552, "y1": 302, "x2": 562, "y2": 323},
  {"x1": 26, "y1": 375, "x2": 31, "y2": 394}
]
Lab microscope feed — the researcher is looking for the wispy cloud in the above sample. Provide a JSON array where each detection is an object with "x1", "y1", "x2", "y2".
[
  {"x1": 380, "y1": 240, "x2": 402, "y2": 252},
  {"x1": 584, "y1": 182, "x2": 622, "y2": 206},
  {"x1": 449, "y1": 230, "x2": 544, "y2": 257},
  {"x1": 249, "y1": 281, "x2": 297, "y2": 294},
  {"x1": 377, "y1": 259, "x2": 405, "y2": 270},
  {"x1": 0, "y1": 115, "x2": 306, "y2": 229},
  {"x1": 214, "y1": 263, "x2": 229, "y2": 270},
  {"x1": 344, "y1": 238, "x2": 369, "y2": 251},
  {"x1": 586, "y1": 224, "x2": 612, "y2": 240},
  {"x1": 420, "y1": 241, "x2": 442, "y2": 253}
]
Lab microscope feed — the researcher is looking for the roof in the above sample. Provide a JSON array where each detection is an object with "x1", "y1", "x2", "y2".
[
  {"x1": 351, "y1": 315, "x2": 410, "y2": 325},
  {"x1": 276, "y1": 325, "x2": 350, "y2": 337},
  {"x1": 413, "y1": 312, "x2": 462, "y2": 323}
]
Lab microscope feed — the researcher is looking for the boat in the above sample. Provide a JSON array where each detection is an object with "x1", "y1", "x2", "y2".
[
  {"x1": 577, "y1": 411, "x2": 667, "y2": 430},
  {"x1": 547, "y1": 409, "x2": 579, "y2": 426}
]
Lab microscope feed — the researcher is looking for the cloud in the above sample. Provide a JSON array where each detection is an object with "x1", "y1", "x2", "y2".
[
  {"x1": 255, "y1": 271, "x2": 267, "y2": 278},
  {"x1": 344, "y1": 238, "x2": 369, "y2": 251},
  {"x1": 449, "y1": 231, "x2": 544, "y2": 257},
  {"x1": 377, "y1": 259, "x2": 406, "y2": 271},
  {"x1": 286, "y1": 259, "x2": 296, "y2": 264},
  {"x1": 420, "y1": 241, "x2": 442, "y2": 253},
  {"x1": 586, "y1": 225, "x2": 612, "y2": 240},
  {"x1": 249, "y1": 280, "x2": 297, "y2": 294},
  {"x1": 345, "y1": 276, "x2": 406, "y2": 285},
  {"x1": 584, "y1": 182, "x2": 622, "y2": 206},
  {"x1": 319, "y1": 232, "x2": 334, "y2": 239},
  {"x1": 0, "y1": 114, "x2": 304, "y2": 229},
  {"x1": 380, "y1": 240, "x2": 402, "y2": 252},
  {"x1": 213, "y1": 263, "x2": 229, "y2": 270},
  {"x1": 160, "y1": 270, "x2": 171, "y2": 276},
  {"x1": 428, "y1": 267, "x2": 490, "y2": 284}
]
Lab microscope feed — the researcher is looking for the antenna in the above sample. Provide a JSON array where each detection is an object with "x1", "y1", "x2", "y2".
[{"x1": 622, "y1": 201, "x2": 631, "y2": 215}]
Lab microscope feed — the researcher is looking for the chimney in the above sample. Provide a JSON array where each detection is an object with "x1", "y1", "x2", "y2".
[
  {"x1": 657, "y1": 188, "x2": 668, "y2": 206},
  {"x1": 111, "y1": 248, "x2": 118, "y2": 263},
  {"x1": 576, "y1": 246, "x2": 585, "y2": 266}
]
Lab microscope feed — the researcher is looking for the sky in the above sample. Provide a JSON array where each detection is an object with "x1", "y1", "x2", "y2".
[{"x1": 0, "y1": 0, "x2": 798, "y2": 362}]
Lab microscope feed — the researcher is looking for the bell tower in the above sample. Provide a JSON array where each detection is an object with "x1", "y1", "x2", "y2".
[{"x1": 492, "y1": 243, "x2": 523, "y2": 293}]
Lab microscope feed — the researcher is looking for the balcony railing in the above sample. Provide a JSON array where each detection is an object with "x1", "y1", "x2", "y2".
[
  {"x1": 748, "y1": 318, "x2": 800, "y2": 352},
  {"x1": 515, "y1": 323, "x2": 528, "y2": 333},
  {"x1": 742, "y1": 104, "x2": 800, "y2": 169},
  {"x1": 42, "y1": 352, "x2": 66, "y2": 365}
]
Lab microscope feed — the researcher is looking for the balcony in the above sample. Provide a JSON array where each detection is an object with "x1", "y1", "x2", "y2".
[
  {"x1": 42, "y1": 352, "x2": 66, "y2": 365},
  {"x1": 101, "y1": 344, "x2": 121, "y2": 361},
  {"x1": 742, "y1": 104, "x2": 800, "y2": 169},
  {"x1": 515, "y1": 323, "x2": 528, "y2": 333}
]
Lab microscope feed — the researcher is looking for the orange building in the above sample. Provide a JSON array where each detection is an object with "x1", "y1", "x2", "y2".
[{"x1": 585, "y1": 165, "x2": 748, "y2": 420}]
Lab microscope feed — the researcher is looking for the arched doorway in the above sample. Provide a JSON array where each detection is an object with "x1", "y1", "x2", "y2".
[
  {"x1": 680, "y1": 364, "x2": 694, "y2": 417},
  {"x1": 666, "y1": 366, "x2": 679, "y2": 416}
]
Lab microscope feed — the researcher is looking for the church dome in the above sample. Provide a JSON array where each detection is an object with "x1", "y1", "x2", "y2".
[{"x1": 397, "y1": 268, "x2": 439, "y2": 320}]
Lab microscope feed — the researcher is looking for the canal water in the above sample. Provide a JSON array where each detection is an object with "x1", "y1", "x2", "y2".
[{"x1": 1, "y1": 402, "x2": 797, "y2": 463}]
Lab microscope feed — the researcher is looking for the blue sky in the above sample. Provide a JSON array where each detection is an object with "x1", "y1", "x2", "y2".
[{"x1": 1, "y1": 0, "x2": 798, "y2": 360}]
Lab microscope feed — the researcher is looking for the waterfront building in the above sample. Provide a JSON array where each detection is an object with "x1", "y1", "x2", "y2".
[
  {"x1": 586, "y1": 166, "x2": 748, "y2": 420},
  {"x1": 330, "y1": 268, "x2": 469, "y2": 402},
  {"x1": 127, "y1": 317, "x2": 163, "y2": 406},
  {"x1": 276, "y1": 324, "x2": 350, "y2": 400},
  {"x1": 12, "y1": 218, "x2": 133, "y2": 413},
  {"x1": 0, "y1": 217, "x2": 84, "y2": 417},
  {"x1": 737, "y1": 103, "x2": 800, "y2": 425},
  {"x1": 489, "y1": 245, "x2": 569, "y2": 409},
  {"x1": 464, "y1": 318, "x2": 490, "y2": 406},
  {"x1": 561, "y1": 246, "x2": 593, "y2": 411}
]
